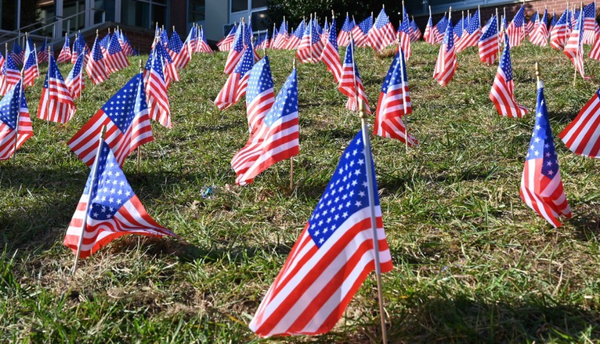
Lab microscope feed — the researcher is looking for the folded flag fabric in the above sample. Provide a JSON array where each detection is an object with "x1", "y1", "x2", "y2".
[
  {"x1": 489, "y1": 33, "x2": 528, "y2": 118},
  {"x1": 245, "y1": 56, "x2": 274, "y2": 134},
  {"x1": 338, "y1": 39, "x2": 371, "y2": 113},
  {"x1": 559, "y1": 85, "x2": 600, "y2": 158},
  {"x1": 57, "y1": 34, "x2": 72, "y2": 63},
  {"x1": 65, "y1": 52, "x2": 85, "y2": 100},
  {"x1": 0, "y1": 79, "x2": 33, "y2": 160},
  {"x1": 433, "y1": 17, "x2": 457, "y2": 86},
  {"x1": 38, "y1": 54, "x2": 76, "y2": 123}
]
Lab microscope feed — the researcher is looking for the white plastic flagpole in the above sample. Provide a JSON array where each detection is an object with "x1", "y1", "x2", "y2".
[
  {"x1": 309, "y1": 13, "x2": 314, "y2": 62},
  {"x1": 478, "y1": 6, "x2": 481, "y2": 26},
  {"x1": 72, "y1": 125, "x2": 106, "y2": 274}
]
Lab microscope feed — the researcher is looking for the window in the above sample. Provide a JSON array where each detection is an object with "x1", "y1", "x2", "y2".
[
  {"x1": 251, "y1": 10, "x2": 268, "y2": 31},
  {"x1": 231, "y1": 0, "x2": 247, "y2": 13},
  {"x1": 252, "y1": 0, "x2": 267, "y2": 9},
  {"x1": 94, "y1": 0, "x2": 116, "y2": 24},
  {"x1": 121, "y1": 0, "x2": 166, "y2": 29},
  {"x1": 188, "y1": 0, "x2": 205, "y2": 23}
]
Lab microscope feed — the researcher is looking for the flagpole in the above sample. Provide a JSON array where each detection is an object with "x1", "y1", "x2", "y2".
[
  {"x1": 397, "y1": 32, "x2": 409, "y2": 153},
  {"x1": 72, "y1": 125, "x2": 106, "y2": 274},
  {"x1": 46, "y1": 46, "x2": 51, "y2": 131},
  {"x1": 309, "y1": 13, "x2": 314, "y2": 63},
  {"x1": 289, "y1": 59, "x2": 295, "y2": 192},
  {"x1": 478, "y1": 5, "x2": 481, "y2": 28},
  {"x1": 137, "y1": 59, "x2": 143, "y2": 172},
  {"x1": 12, "y1": 69, "x2": 23, "y2": 163}
]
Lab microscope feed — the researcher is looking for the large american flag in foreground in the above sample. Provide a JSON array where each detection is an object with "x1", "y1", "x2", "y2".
[
  {"x1": 338, "y1": 39, "x2": 371, "y2": 113},
  {"x1": 489, "y1": 34, "x2": 528, "y2": 118},
  {"x1": 231, "y1": 68, "x2": 299, "y2": 186},
  {"x1": 68, "y1": 73, "x2": 154, "y2": 167},
  {"x1": 520, "y1": 82, "x2": 571, "y2": 228},
  {"x1": 64, "y1": 141, "x2": 176, "y2": 259},
  {"x1": 249, "y1": 130, "x2": 393, "y2": 337},
  {"x1": 560, "y1": 85, "x2": 600, "y2": 158},
  {"x1": 38, "y1": 55, "x2": 76, "y2": 123},
  {"x1": 0, "y1": 79, "x2": 33, "y2": 160}
]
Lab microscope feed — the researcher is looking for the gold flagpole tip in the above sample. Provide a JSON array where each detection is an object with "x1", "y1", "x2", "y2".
[
  {"x1": 96, "y1": 29, "x2": 99, "y2": 37},
  {"x1": 358, "y1": 99, "x2": 368, "y2": 118},
  {"x1": 293, "y1": 57, "x2": 296, "y2": 69},
  {"x1": 139, "y1": 59, "x2": 143, "y2": 73},
  {"x1": 535, "y1": 62, "x2": 540, "y2": 79},
  {"x1": 332, "y1": 10, "x2": 335, "y2": 18}
]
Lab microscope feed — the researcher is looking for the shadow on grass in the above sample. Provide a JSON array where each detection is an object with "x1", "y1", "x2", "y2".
[{"x1": 547, "y1": 110, "x2": 579, "y2": 125}]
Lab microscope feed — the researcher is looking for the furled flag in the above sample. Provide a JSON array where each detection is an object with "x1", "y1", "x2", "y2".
[
  {"x1": 550, "y1": 9, "x2": 569, "y2": 50},
  {"x1": 23, "y1": 45, "x2": 39, "y2": 88},
  {"x1": 424, "y1": 11, "x2": 436, "y2": 44},
  {"x1": 168, "y1": 29, "x2": 191, "y2": 70},
  {"x1": 338, "y1": 39, "x2": 371, "y2": 113},
  {"x1": 274, "y1": 19, "x2": 289, "y2": 49},
  {"x1": 398, "y1": 8, "x2": 412, "y2": 60},
  {"x1": 105, "y1": 33, "x2": 129, "y2": 74},
  {"x1": 507, "y1": 5, "x2": 526, "y2": 47},
  {"x1": 550, "y1": 11, "x2": 558, "y2": 30},
  {"x1": 321, "y1": 17, "x2": 342, "y2": 83},
  {"x1": 0, "y1": 50, "x2": 4, "y2": 71},
  {"x1": 0, "y1": 53, "x2": 21, "y2": 96},
  {"x1": 0, "y1": 79, "x2": 33, "y2": 160},
  {"x1": 285, "y1": 22, "x2": 305, "y2": 50},
  {"x1": 196, "y1": 26, "x2": 214, "y2": 53},
  {"x1": 145, "y1": 49, "x2": 171, "y2": 128},
  {"x1": 453, "y1": 16, "x2": 464, "y2": 43},
  {"x1": 410, "y1": 18, "x2": 422, "y2": 42},
  {"x1": 456, "y1": 10, "x2": 481, "y2": 52},
  {"x1": 583, "y1": 2, "x2": 597, "y2": 44},
  {"x1": 245, "y1": 56, "x2": 275, "y2": 134},
  {"x1": 337, "y1": 14, "x2": 354, "y2": 47},
  {"x1": 71, "y1": 33, "x2": 83, "y2": 64},
  {"x1": 559, "y1": 85, "x2": 600, "y2": 157},
  {"x1": 154, "y1": 43, "x2": 179, "y2": 89},
  {"x1": 530, "y1": 9, "x2": 549, "y2": 46},
  {"x1": 374, "y1": 49, "x2": 417, "y2": 146},
  {"x1": 369, "y1": 8, "x2": 396, "y2": 52},
  {"x1": 297, "y1": 17, "x2": 324, "y2": 64},
  {"x1": 564, "y1": 9, "x2": 586, "y2": 79},
  {"x1": 224, "y1": 22, "x2": 245, "y2": 75},
  {"x1": 119, "y1": 30, "x2": 134, "y2": 57},
  {"x1": 57, "y1": 34, "x2": 72, "y2": 63},
  {"x1": 434, "y1": 14, "x2": 448, "y2": 43},
  {"x1": 68, "y1": 73, "x2": 153, "y2": 167},
  {"x1": 520, "y1": 80, "x2": 571, "y2": 228},
  {"x1": 249, "y1": 129, "x2": 393, "y2": 337},
  {"x1": 38, "y1": 54, "x2": 76, "y2": 123},
  {"x1": 231, "y1": 68, "x2": 299, "y2": 186},
  {"x1": 37, "y1": 38, "x2": 49, "y2": 64},
  {"x1": 218, "y1": 24, "x2": 236, "y2": 52},
  {"x1": 86, "y1": 36, "x2": 108, "y2": 85},
  {"x1": 214, "y1": 43, "x2": 254, "y2": 110},
  {"x1": 479, "y1": 15, "x2": 498, "y2": 65},
  {"x1": 489, "y1": 33, "x2": 528, "y2": 118},
  {"x1": 433, "y1": 17, "x2": 457, "y2": 87},
  {"x1": 64, "y1": 140, "x2": 176, "y2": 260},
  {"x1": 525, "y1": 12, "x2": 537, "y2": 37},
  {"x1": 12, "y1": 42, "x2": 24, "y2": 66},
  {"x1": 589, "y1": 30, "x2": 600, "y2": 59},
  {"x1": 65, "y1": 52, "x2": 85, "y2": 100},
  {"x1": 352, "y1": 15, "x2": 372, "y2": 47}
]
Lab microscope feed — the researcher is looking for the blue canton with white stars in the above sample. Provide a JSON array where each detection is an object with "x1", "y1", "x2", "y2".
[
  {"x1": 308, "y1": 130, "x2": 380, "y2": 248},
  {"x1": 343, "y1": 41, "x2": 362, "y2": 79},
  {"x1": 500, "y1": 34, "x2": 513, "y2": 82},
  {"x1": 328, "y1": 19, "x2": 338, "y2": 49},
  {"x1": 263, "y1": 69, "x2": 297, "y2": 127},
  {"x1": 381, "y1": 49, "x2": 406, "y2": 93},
  {"x1": 91, "y1": 38, "x2": 104, "y2": 62},
  {"x1": 151, "y1": 49, "x2": 166, "y2": 80},
  {"x1": 443, "y1": 21, "x2": 454, "y2": 51},
  {"x1": 244, "y1": 21, "x2": 252, "y2": 47},
  {"x1": 156, "y1": 43, "x2": 173, "y2": 64},
  {"x1": 359, "y1": 16, "x2": 373, "y2": 34},
  {"x1": 466, "y1": 10, "x2": 480, "y2": 34},
  {"x1": 279, "y1": 19, "x2": 288, "y2": 34},
  {"x1": 100, "y1": 34, "x2": 111, "y2": 49},
  {"x1": 437, "y1": 15, "x2": 448, "y2": 34},
  {"x1": 584, "y1": 3, "x2": 595, "y2": 18},
  {"x1": 341, "y1": 16, "x2": 354, "y2": 32},
  {"x1": 401, "y1": 9, "x2": 411, "y2": 34},
  {"x1": 69, "y1": 53, "x2": 84, "y2": 80},
  {"x1": 454, "y1": 18, "x2": 464, "y2": 38},
  {"x1": 231, "y1": 23, "x2": 245, "y2": 53},
  {"x1": 47, "y1": 56, "x2": 65, "y2": 84},
  {"x1": 246, "y1": 56, "x2": 273, "y2": 103},
  {"x1": 234, "y1": 43, "x2": 255, "y2": 77},
  {"x1": 12, "y1": 42, "x2": 23, "y2": 56},
  {"x1": 86, "y1": 142, "x2": 134, "y2": 220},
  {"x1": 108, "y1": 34, "x2": 123, "y2": 56},
  {"x1": 576, "y1": 10, "x2": 584, "y2": 44},
  {"x1": 101, "y1": 73, "x2": 147, "y2": 133},
  {"x1": 526, "y1": 87, "x2": 560, "y2": 180},
  {"x1": 293, "y1": 21, "x2": 306, "y2": 39},
  {"x1": 374, "y1": 9, "x2": 390, "y2": 29},
  {"x1": 480, "y1": 15, "x2": 497, "y2": 41},
  {"x1": 3, "y1": 53, "x2": 18, "y2": 75},
  {"x1": 0, "y1": 80, "x2": 25, "y2": 130},
  {"x1": 24, "y1": 49, "x2": 37, "y2": 70},
  {"x1": 513, "y1": 6, "x2": 525, "y2": 27}
]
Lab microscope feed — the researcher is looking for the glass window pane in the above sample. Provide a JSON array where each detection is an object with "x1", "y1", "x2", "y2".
[
  {"x1": 231, "y1": 0, "x2": 247, "y2": 13},
  {"x1": 1, "y1": 0, "x2": 17, "y2": 30},
  {"x1": 251, "y1": 10, "x2": 268, "y2": 31},
  {"x1": 121, "y1": 0, "x2": 149, "y2": 29},
  {"x1": 151, "y1": 4, "x2": 167, "y2": 28},
  {"x1": 188, "y1": 0, "x2": 205, "y2": 23},
  {"x1": 94, "y1": 0, "x2": 116, "y2": 24},
  {"x1": 63, "y1": 0, "x2": 86, "y2": 32},
  {"x1": 251, "y1": 0, "x2": 267, "y2": 9}
]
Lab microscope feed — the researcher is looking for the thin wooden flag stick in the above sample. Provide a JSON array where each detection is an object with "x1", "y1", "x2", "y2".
[
  {"x1": 137, "y1": 59, "x2": 143, "y2": 172},
  {"x1": 290, "y1": 58, "x2": 296, "y2": 191},
  {"x1": 13, "y1": 69, "x2": 23, "y2": 163}
]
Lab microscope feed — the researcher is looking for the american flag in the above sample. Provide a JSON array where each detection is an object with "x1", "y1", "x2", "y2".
[
  {"x1": 583, "y1": 2, "x2": 596, "y2": 44},
  {"x1": 231, "y1": 68, "x2": 299, "y2": 186},
  {"x1": 550, "y1": 11, "x2": 558, "y2": 30},
  {"x1": 560, "y1": 85, "x2": 600, "y2": 157},
  {"x1": 352, "y1": 16, "x2": 371, "y2": 47},
  {"x1": 530, "y1": 9, "x2": 549, "y2": 46},
  {"x1": 218, "y1": 24, "x2": 237, "y2": 52},
  {"x1": 160, "y1": 28, "x2": 169, "y2": 47},
  {"x1": 0, "y1": 79, "x2": 33, "y2": 160},
  {"x1": 23, "y1": 46, "x2": 39, "y2": 88},
  {"x1": 187, "y1": 25, "x2": 200, "y2": 53},
  {"x1": 453, "y1": 17, "x2": 464, "y2": 42},
  {"x1": 337, "y1": 14, "x2": 354, "y2": 47},
  {"x1": 0, "y1": 50, "x2": 4, "y2": 71},
  {"x1": 410, "y1": 18, "x2": 422, "y2": 42},
  {"x1": 37, "y1": 55, "x2": 76, "y2": 124},
  {"x1": 65, "y1": 52, "x2": 85, "y2": 100},
  {"x1": 321, "y1": 18, "x2": 342, "y2": 84},
  {"x1": 196, "y1": 26, "x2": 214, "y2": 53},
  {"x1": 456, "y1": 10, "x2": 481, "y2": 52},
  {"x1": 550, "y1": 9, "x2": 569, "y2": 50},
  {"x1": 525, "y1": 12, "x2": 537, "y2": 37},
  {"x1": 105, "y1": 33, "x2": 129, "y2": 74},
  {"x1": 145, "y1": 50, "x2": 171, "y2": 128},
  {"x1": 85, "y1": 37, "x2": 108, "y2": 85},
  {"x1": 71, "y1": 33, "x2": 83, "y2": 64},
  {"x1": 37, "y1": 39, "x2": 49, "y2": 64},
  {"x1": 245, "y1": 56, "x2": 274, "y2": 134},
  {"x1": 100, "y1": 32, "x2": 111, "y2": 52},
  {"x1": 0, "y1": 54, "x2": 21, "y2": 96},
  {"x1": 214, "y1": 44, "x2": 254, "y2": 110},
  {"x1": 424, "y1": 13, "x2": 436, "y2": 44},
  {"x1": 489, "y1": 34, "x2": 528, "y2": 118},
  {"x1": 398, "y1": 9, "x2": 412, "y2": 59},
  {"x1": 433, "y1": 18, "x2": 456, "y2": 87},
  {"x1": 520, "y1": 82, "x2": 572, "y2": 228},
  {"x1": 57, "y1": 35, "x2": 72, "y2": 63},
  {"x1": 12, "y1": 42, "x2": 24, "y2": 66},
  {"x1": 374, "y1": 49, "x2": 417, "y2": 146},
  {"x1": 434, "y1": 15, "x2": 447, "y2": 43},
  {"x1": 154, "y1": 43, "x2": 179, "y2": 89},
  {"x1": 507, "y1": 5, "x2": 526, "y2": 47},
  {"x1": 224, "y1": 23, "x2": 245, "y2": 74},
  {"x1": 249, "y1": 130, "x2": 392, "y2": 337},
  {"x1": 564, "y1": 9, "x2": 586, "y2": 79},
  {"x1": 271, "y1": 26, "x2": 282, "y2": 50},
  {"x1": 284, "y1": 22, "x2": 305, "y2": 50},
  {"x1": 64, "y1": 140, "x2": 176, "y2": 260},
  {"x1": 167, "y1": 29, "x2": 191, "y2": 70},
  {"x1": 256, "y1": 30, "x2": 270, "y2": 50},
  {"x1": 119, "y1": 30, "x2": 134, "y2": 57},
  {"x1": 338, "y1": 39, "x2": 371, "y2": 113},
  {"x1": 589, "y1": 30, "x2": 600, "y2": 59},
  {"x1": 297, "y1": 18, "x2": 324, "y2": 64},
  {"x1": 369, "y1": 8, "x2": 396, "y2": 52},
  {"x1": 68, "y1": 73, "x2": 154, "y2": 167},
  {"x1": 273, "y1": 19, "x2": 289, "y2": 49},
  {"x1": 321, "y1": 17, "x2": 329, "y2": 44},
  {"x1": 479, "y1": 15, "x2": 498, "y2": 65}
]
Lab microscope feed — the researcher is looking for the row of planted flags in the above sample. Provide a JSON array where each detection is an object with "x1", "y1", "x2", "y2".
[{"x1": 1, "y1": 2, "x2": 600, "y2": 339}]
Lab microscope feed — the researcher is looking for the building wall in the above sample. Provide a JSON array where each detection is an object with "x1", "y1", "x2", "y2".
[
  {"x1": 170, "y1": 0, "x2": 188, "y2": 37},
  {"x1": 205, "y1": 0, "x2": 229, "y2": 42}
]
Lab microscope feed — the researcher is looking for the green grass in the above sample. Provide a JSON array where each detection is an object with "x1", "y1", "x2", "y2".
[{"x1": 1, "y1": 41, "x2": 600, "y2": 343}]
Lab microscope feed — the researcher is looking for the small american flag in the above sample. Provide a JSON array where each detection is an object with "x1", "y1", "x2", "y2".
[
  {"x1": 0, "y1": 79, "x2": 33, "y2": 160},
  {"x1": 245, "y1": 56, "x2": 274, "y2": 134},
  {"x1": 399, "y1": 9, "x2": 412, "y2": 60},
  {"x1": 297, "y1": 18, "x2": 324, "y2": 64},
  {"x1": 338, "y1": 39, "x2": 371, "y2": 113},
  {"x1": 489, "y1": 34, "x2": 528, "y2": 118},
  {"x1": 23, "y1": 47, "x2": 39, "y2": 88},
  {"x1": 284, "y1": 22, "x2": 305, "y2": 50},
  {"x1": 352, "y1": 16, "x2": 371, "y2": 47},
  {"x1": 106, "y1": 33, "x2": 130, "y2": 74},
  {"x1": 274, "y1": 19, "x2": 289, "y2": 49},
  {"x1": 224, "y1": 23, "x2": 245, "y2": 74},
  {"x1": 337, "y1": 15, "x2": 354, "y2": 47},
  {"x1": 560, "y1": 85, "x2": 600, "y2": 157},
  {"x1": 11, "y1": 42, "x2": 24, "y2": 66},
  {"x1": 525, "y1": 12, "x2": 537, "y2": 36},
  {"x1": 589, "y1": 29, "x2": 600, "y2": 59},
  {"x1": 38, "y1": 55, "x2": 76, "y2": 123},
  {"x1": 154, "y1": 43, "x2": 179, "y2": 89},
  {"x1": 214, "y1": 44, "x2": 255, "y2": 110},
  {"x1": 231, "y1": 68, "x2": 299, "y2": 186},
  {"x1": 196, "y1": 27, "x2": 213, "y2": 53},
  {"x1": 550, "y1": 9, "x2": 569, "y2": 50},
  {"x1": 119, "y1": 31, "x2": 134, "y2": 57},
  {"x1": 57, "y1": 35, "x2": 72, "y2": 63},
  {"x1": 0, "y1": 54, "x2": 21, "y2": 96},
  {"x1": 530, "y1": 9, "x2": 549, "y2": 46},
  {"x1": 369, "y1": 8, "x2": 396, "y2": 52},
  {"x1": 168, "y1": 30, "x2": 191, "y2": 70},
  {"x1": 64, "y1": 140, "x2": 176, "y2": 260},
  {"x1": 160, "y1": 28, "x2": 169, "y2": 47},
  {"x1": 100, "y1": 33, "x2": 111, "y2": 52},
  {"x1": 145, "y1": 50, "x2": 171, "y2": 128},
  {"x1": 217, "y1": 24, "x2": 237, "y2": 52},
  {"x1": 564, "y1": 9, "x2": 586, "y2": 78},
  {"x1": 374, "y1": 49, "x2": 417, "y2": 146},
  {"x1": 479, "y1": 15, "x2": 498, "y2": 65},
  {"x1": 456, "y1": 10, "x2": 481, "y2": 52},
  {"x1": 321, "y1": 18, "x2": 342, "y2": 83},
  {"x1": 507, "y1": 6, "x2": 525, "y2": 47},
  {"x1": 68, "y1": 73, "x2": 154, "y2": 167},
  {"x1": 37, "y1": 39, "x2": 49, "y2": 64},
  {"x1": 65, "y1": 52, "x2": 85, "y2": 100},
  {"x1": 249, "y1": 129, "x2": 392, "y2": 337},
  {"x1": 410, "y1": 19, "x2": 422, "y2": 42},
  {"x1": 424, "y1": 13, "x2": 435, "y2": 44},
  {"x1": 85, "y1": 37, "x2": 108, "y2": 85},
  {"x1": 433, "y1": 18, "x2": 457, "y2": 87},
  {"x1": 0, "y1": 50, "x2": 4, "y2": 71},
  {"x1": 521, "y1": 82, "x2": 572, "y2": 228},
  {"x1": 583, "y1": 2, "x2": 596, "y2": 44}
]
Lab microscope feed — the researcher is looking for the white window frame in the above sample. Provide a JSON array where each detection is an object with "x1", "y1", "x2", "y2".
[{"x1": 228, "y1": 0, "x2": 267, "y2": 34}]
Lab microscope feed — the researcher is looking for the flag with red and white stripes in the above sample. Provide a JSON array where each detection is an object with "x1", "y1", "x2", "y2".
[
  {"x1": 0, "y1": 79, "x2": 33, "y2": 160},
  {"x1": 434, "y1": 15, "x2": 448, "y2": 43},
  {"x1": 57, "y1": 35, "x2": 72, "y2": 63},
  {"x1": 337, "y1": 15, "x2": 354, "y2": 47},
  {"x1": 489, "y1": 34, "x2": 528, "y2": 118},
  {"x1": 351, "y1": 16, "x2": 371, "y2": 47},
  {"x1": 456, "y1": 10, "x2": 481, "y2": 52},
  {"x1": 285, "y1": 22, "x2": 305, "y2": 50},
  {"x1": 297, "y1": 18, "x2": 324, "y2": 64},
  {"x1": 560, "y1": 85, "x2": 600, "y2": 158},
  {"x1": 433, "y1": 18, "x2": 457, "y2": 87},
  {"x1": 168, "y1": 29, "x2": 191, "y2": 70},
  {"x1": 424, "y1": 14, "x2": 435, "y2": 44},
  {"x1": 564, "y1": 9, "x2": 586, "y2": 79},
  {"x1": 217, "y1": 24, "x2": 237, "y2": 52},
  {"x1": 530, "y1": 9, "x2": 549, "y2": 46},
  {"x1": 507, "y1": 6, "x2": 526, "y2": 47},
  {"x1": 145, "y1": 50, "x2": 171, "y2": 128},
  {"x1": 23, "y1": 47, "x2": 39, "y2": 88},
  {"x1": 338, "y1": 39, "x2": 371, "y2": 113},
  {"x1": 479, "y1": 15, "x2": 498, "y2": 65},
  {"x1": 583, "y1": 2, "x2": 596, "y2": 44},
  {"x1": 521, "y1": 82, "x2": 571, "y2": 228},
  {"x1": 550, "y1": 9, "x2": 569, "y2": 50},
  {"x1": 369, "y1": 8, "x2": 396, "y2": 52},
  {"x1": 37, "y1": 55, "x2": 76, "y2": 123},
  {"x1": 85, "y1": 36, "x2": 108, "y2": 85},
  {"x1": 249, "y1": 129, "x2": 392, "y2": 337},
  {"x1": 0, "y1": 54, "x2": 21, "y2": 96},
  {"x1": 214, "y1": 44, "x2": 254, "y2": 110},
  {"x1": 65, "y1": 52, "x2": 85, "y2": 100},
  {"x1": 196, "y1": 27, "x2": 213, "y2": 53},
  {"x1": 321, "y1": 18, "x2": 342, "y2": 83},
  {"x1": 224, "y1": 23, "x2": 245, "y2": 74},
  {"x1": 398, "y1": 9, "x2": 412, "y2": 59},
  {"x1": 105, "y1": 33, "x2": 130, "y2": 74},
  {"x1": 245, "y1": 56, "x2": 274, "y2": 134}
]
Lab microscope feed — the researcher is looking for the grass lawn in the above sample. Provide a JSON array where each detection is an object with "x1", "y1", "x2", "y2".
[{"x1": 1, "y1": 41, "x2": 600, "y2": 343}]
